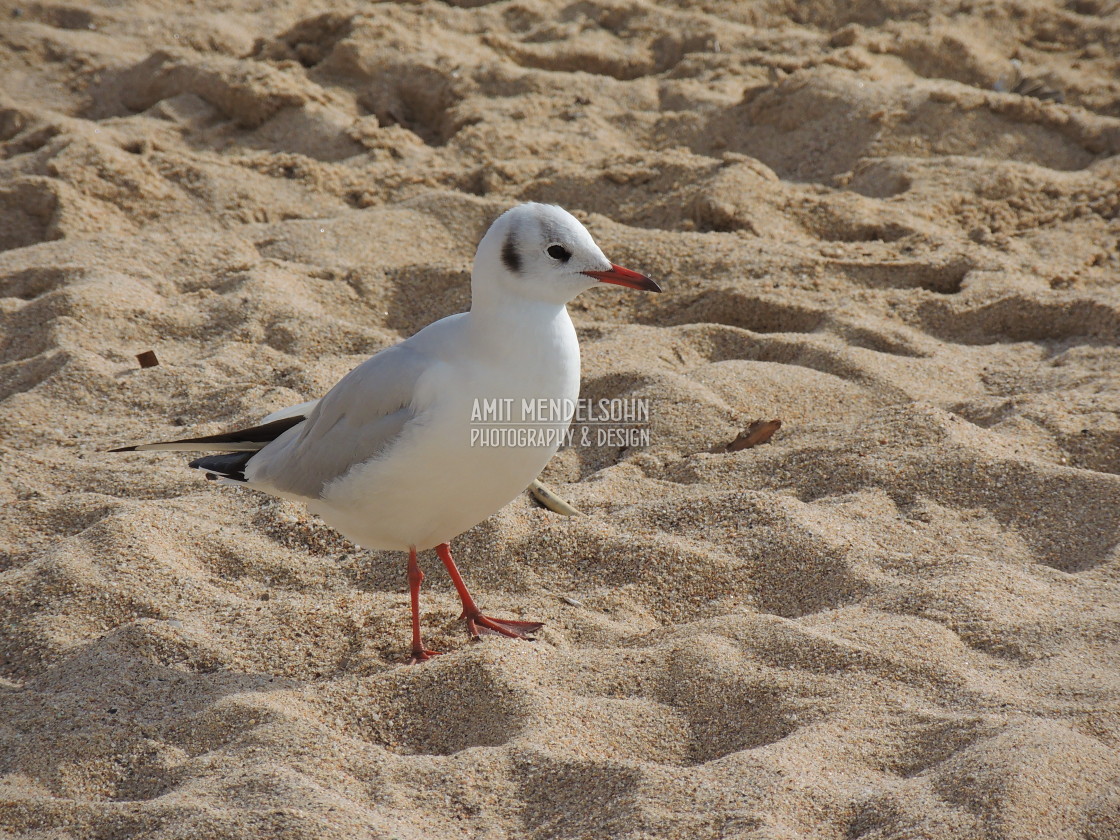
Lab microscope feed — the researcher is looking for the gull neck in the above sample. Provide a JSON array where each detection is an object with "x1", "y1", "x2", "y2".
[{"x1": 467, "y1": 292, "x2": 573, "y2": 357}]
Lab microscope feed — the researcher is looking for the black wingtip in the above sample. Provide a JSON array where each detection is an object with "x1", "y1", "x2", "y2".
[{"x1": 105, "y1": 415, "x2": 307, "y2": 456}]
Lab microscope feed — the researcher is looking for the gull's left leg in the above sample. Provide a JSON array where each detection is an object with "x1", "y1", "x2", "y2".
[
  {"x1": 435, "y1": 542, "x2": 543, "y2": 640},
  {"x1": 407, "y1": 546, "x2": 440, "y2": 664}
]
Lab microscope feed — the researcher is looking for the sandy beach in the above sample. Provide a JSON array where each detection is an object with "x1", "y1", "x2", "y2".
[{"x1": 2, "y1": 0, "x2": 1120, "y2": 837}]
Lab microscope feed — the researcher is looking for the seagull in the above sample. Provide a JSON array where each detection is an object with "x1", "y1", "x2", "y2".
[{"x1": 113, "y1": 203, "x2": 660, "y2": 662}]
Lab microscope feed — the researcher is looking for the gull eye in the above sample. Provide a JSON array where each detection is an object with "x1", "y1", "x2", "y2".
[{"x1": 547, "y1": 244, "x2": 571, "y2": 262}]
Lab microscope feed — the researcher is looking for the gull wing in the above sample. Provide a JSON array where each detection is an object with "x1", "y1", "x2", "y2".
[{"x1": 243, "y1": 343, "x2": 436, "y2": 500}]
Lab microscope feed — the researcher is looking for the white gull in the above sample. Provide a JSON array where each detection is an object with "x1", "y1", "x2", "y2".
[{"x1": 115, "y1": 203, "x2": 660, "y2": 662}]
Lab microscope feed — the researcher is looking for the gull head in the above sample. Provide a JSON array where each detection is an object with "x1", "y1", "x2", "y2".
[{"x1": 473, "y1": 203, "x2": 660, "y2": 307}]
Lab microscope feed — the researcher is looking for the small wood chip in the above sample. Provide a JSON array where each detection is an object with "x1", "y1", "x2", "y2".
[
  {"x1": 136, "y1": 350, "x2": 160, "y2": 368},
  {"x1": 728, "y1": 418, "x2": 782, "y2": 451},
  {"x1": 561, "y1": 596, "x2": 584, "y2": 608},
  {"x1": 528, "y1": 479, "x2": 583, "y2": 516}
]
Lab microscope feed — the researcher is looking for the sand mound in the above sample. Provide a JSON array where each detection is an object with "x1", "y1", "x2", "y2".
[{"x1": 2, "y1": 1, "x2": 1119, "y2": 838}]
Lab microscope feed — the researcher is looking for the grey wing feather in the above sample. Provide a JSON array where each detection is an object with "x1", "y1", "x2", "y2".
[
  {"x1": 260, "y1": 399, "x2": 320, "y2": 424},
  {"x1": 245, "y1": 344, "x2": 432, "y2": 499}
]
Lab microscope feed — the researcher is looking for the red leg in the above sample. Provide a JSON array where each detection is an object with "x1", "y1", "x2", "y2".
[
  {"x1": 407, "y1": 547, "x2": 440, "y2": 664},
  {"x1": 435, "y1": 542, "x2": 543, "y2": 641}
]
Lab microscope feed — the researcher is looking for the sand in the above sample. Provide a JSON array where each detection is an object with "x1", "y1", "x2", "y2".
[{"x1": 2, "y1": 0, "x2": 1120, "y2": 837}]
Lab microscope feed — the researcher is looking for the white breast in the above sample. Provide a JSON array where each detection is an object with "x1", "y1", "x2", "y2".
[{"x1": 310, "y1": 306, "x2": 580, "y2": 551}]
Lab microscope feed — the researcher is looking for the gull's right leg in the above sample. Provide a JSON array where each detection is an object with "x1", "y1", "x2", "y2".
[{"x1": 436, "y1": 542, "x2": 543, "y2": 641}]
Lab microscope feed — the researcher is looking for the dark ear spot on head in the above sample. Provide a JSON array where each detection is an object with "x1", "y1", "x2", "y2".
[{"x1": 501, "y1": 234, "x2": 521, "y2": 274}]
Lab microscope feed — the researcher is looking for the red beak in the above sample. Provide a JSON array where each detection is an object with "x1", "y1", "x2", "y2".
[{"x1": 582, "y1": 264, "x2": 661, "y2": 292}]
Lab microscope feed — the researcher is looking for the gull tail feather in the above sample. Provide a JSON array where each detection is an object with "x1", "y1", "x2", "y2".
[{"x1": 190, "y1": 451, "x2": 256, "y2": 483}]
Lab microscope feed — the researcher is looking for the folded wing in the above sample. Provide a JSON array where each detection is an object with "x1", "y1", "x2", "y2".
[
  {"x1": 112, "y1": 343, "x2": 435, "y2": 501},
  {"x1": 237, "y1": 343, "x2": 434, "y2": 500}
]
